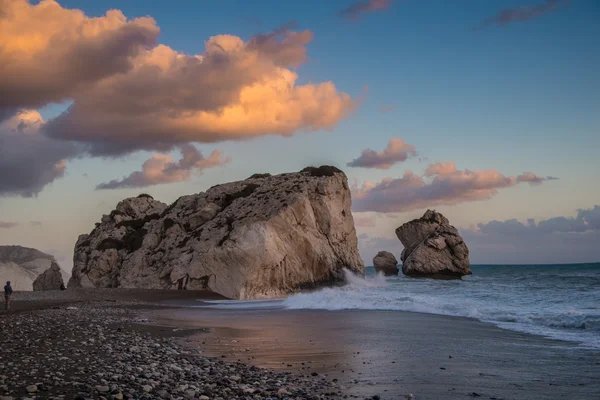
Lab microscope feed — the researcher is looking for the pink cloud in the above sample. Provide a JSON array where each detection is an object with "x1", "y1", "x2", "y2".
[
  {"x1": 0, "y1": 221, "x2": 19, "y2": 229},
  {"x1": 353, "y1": 213, "x2": 377, "y2": 228},
  {"x1": 347, "y1": 138, "x2": 417, "y2": 169},
  {"x1": 352, "y1": 162, "x2": 557, "y2": 213},
  {"x1": 338, "y1": 0, "x2": 393, "y2": 21},
  {"x1": 473, "y1": 0, "x2": 571, "y2": 30},
  {"x1": 96, "y1": 144, "x2": 230, "y2": 189},
  {"x1": 424, "y1": 161, "x2": 456, "y2": 176}
]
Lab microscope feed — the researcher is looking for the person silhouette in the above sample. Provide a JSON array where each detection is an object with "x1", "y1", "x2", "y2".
[{"x1": 4, "y1": 281, "x2": 13, "y2": 311}]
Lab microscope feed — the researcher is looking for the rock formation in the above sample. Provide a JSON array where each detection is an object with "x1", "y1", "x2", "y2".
[
  {"x1": 33, "y1": 261, "x2": 65, "y2": 291},
  {"x1": 395, "y1": 210, "x2": 470, "y2": 278},
  {"x1": 69, "y1": 166, "x2": 364, "y2": 299},
  {"x1": 372, "y1": 251, "x2": 399, "y2": 276},
  {"x1": 0, "y1": 245, "x2": 70, "y2": 290}
]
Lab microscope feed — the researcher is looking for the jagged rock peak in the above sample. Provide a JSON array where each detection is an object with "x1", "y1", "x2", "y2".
[{"x1": 33, "y1": 261, "x2": 65, "y2": 291}]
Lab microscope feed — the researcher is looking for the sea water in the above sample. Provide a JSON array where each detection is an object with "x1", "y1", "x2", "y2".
[{"x1": 201, "y1": 264, "x2": 600, "y2": 349}]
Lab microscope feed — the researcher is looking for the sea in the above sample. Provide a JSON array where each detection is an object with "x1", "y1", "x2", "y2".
[{"x1": 200, "y1": 263, "x2": 600, "y2": 349}]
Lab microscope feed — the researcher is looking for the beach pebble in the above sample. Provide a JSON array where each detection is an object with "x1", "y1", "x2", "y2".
[{"x1": 25, "y1": 385, "x2": 37, "y2": 393}]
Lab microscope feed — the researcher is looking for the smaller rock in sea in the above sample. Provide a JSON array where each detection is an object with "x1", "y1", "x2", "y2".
[{"x1": 373, "y1": 251, "x2": 399, "y2": 276}]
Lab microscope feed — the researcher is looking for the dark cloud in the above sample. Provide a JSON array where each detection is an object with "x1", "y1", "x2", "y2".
[
  {"x1": 337, "y1": 0, "x2": 393, "y2": 21},
  {"x1": 96, "y1": 144, "x2": 230, "y2": 190},
  {"x1": 247, "y1": 21, "x2": 313, "y2": 68},
  {"x1": 0, "y1": 221, "x2": 18, "y2": 229},
  {"x1": 30, "y1": 221, "x2": 42, "y2": 227},
  {"x1": 347, "y1": 138, "x2": 416, "y2": 170},
  {"x1": 352, "y1": 162, "x2": 556, "y2": 213},
  {"x1": 0, "y1": 0, "x2": 159, "y2": 112},
  {"x1": 461, "y1": 206, "x2": 600, "y2": 264},
  {"x1": 0, "y1": 110, "x2": 79, "y2": 197},
  {"x1": 473, "y1": 0, "x2": 571, "y2": 30}
]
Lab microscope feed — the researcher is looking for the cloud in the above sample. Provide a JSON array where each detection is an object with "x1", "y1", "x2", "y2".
[
  {"x1": 0, "y1": 221, "x2": 18, "y2": 229},
  {"x1": 43, "y1": 24, "x2": 355, "y2": 155},
  {"x1": 96, "y1": 144, "x2": 230, "y2": 189},
  {"x1": 347, "y1": 138, "x2": 417, "y2": 170},
  {"x1": 378, "y1": 105, "x2": 395, "y2": 113},
  {"x1": 0, "y1": 3, "x2": 356, "y2": 197},
  {"x1": 473, "y1": 0, "x2": 571, "y2": 30},
  {"x1": 352, "y1": 162, "x2": 556, "y2": 213},
  {"x1": 30, "y1": 221, "x2": 43, "y2": 226},
  {"x1": 461, "y1": 206, "x2": 600, "y2": 263},
  {"x1": 337, "y1": 0, "x2": 393, "y2": 21},
  {"x1": 353, "y1": 213, "x2": 377, "y2": 228},
  {"x1": 0, "y1": 0, "x2": 159, "y2": 111},
  {"x1": 0, "y1": 109, "x2": 79, "y2": 197}
]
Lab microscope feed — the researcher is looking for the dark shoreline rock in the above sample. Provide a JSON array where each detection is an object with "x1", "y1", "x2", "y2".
[
  {"x1": 395, "y1": 210, "x2": 471, "y2": 279},
  {"x1": 373, "y1": 251, "x2": 399, "y2": 276},
  {"x1": 33, "y1": 261, "x2": 65, "y2": 291}
]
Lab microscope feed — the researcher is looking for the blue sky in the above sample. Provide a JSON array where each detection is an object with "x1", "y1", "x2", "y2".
[{"x1": 1, "y1": 0, "x2": 599, "y2": 267}]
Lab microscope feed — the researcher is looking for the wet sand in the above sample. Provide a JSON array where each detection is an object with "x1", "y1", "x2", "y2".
[{"x1": 148, "y1": 306, "x2": 600, "y2": 400}]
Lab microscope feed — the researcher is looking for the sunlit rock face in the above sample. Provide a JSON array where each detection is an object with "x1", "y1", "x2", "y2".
[{"x1": 69, "y1": 166, "x2": 364, "y2": 299}]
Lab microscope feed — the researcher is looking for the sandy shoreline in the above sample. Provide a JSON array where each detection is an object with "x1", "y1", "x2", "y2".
[{"x1": 2, "y1": 290, "x2": 599, "y2": 400}]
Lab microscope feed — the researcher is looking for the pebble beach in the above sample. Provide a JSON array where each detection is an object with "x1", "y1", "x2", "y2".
[{"x1": 0, "y1": 290, "x2": 359, "y2": 400}]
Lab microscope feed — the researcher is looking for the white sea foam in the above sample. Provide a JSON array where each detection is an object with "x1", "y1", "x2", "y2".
[{"x1": 196, "y1": 265, "x2": 600, "y2": 348}]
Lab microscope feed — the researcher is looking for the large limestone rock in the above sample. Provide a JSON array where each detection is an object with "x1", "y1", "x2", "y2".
[
  {"x1": 33, "y1": 262, "x2": 65, "y2": 291},
  {"x1": 69, "y1": 166, "x2": 364, "y2": 299},
  {"x1": 395, "y1": 210, "x2": 470, "y2": 278},
  {"x1": 0, "y1": 246, "x2": 70, "y2": 290},
  {"x1": 373, "y1": 251, "x2": 399, "y2": 276}
]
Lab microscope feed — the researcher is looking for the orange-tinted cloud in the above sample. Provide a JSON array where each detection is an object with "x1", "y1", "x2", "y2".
[
  {"x1": 473, "y1": 0, "x2": 571, "y2": 30},
  {"x1": 0, "y1": 2, "x2": 356, "y2": 196},
  {"x1": 44, "y1": 31, "x2": 355, "y2": 155},
  {"x1": 96, "y1": 144, "x2": 230, "y2": 189},
  {"x1": 337, "y1": 0, "x2": 393, "y2": 21},
  {"x1": 352, "y1": 162, "x2": 556, "y2": 213},
  {"x1": 0, "y1": 109, "x2": 78, "y2": 197},
  {"x1": 347, "y1": 138, "x2": 416, "y2": 169},
  {"x1": 0, "y1": 0, "x2": 159, "y2": 109}
]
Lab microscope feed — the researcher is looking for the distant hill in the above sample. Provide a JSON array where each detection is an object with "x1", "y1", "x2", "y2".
[{"x1": 0, "y1": 245, "x2": 70, "y2": 291}]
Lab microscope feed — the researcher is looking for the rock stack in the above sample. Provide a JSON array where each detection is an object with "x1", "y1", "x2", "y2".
[
  {"x1": 69, "y1": 166, "x2": 364, "y2": 299},
  {"x1": 372, "y1": 251, "x2": 399, "y2": 276},
  {"x1": 395, "y1": 210, "x2": 470, "y2": 278}
]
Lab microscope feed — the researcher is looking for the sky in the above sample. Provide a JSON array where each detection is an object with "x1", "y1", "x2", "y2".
[{"x1": 1, "y1": 0, "x2": 599, "y2": 270}]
